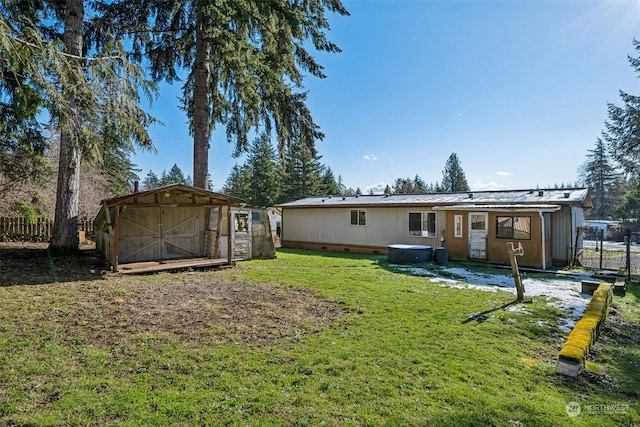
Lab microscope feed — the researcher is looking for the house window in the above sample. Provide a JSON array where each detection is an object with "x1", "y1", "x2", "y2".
[
  {"x1": 252, "y1": 211, "x2": 261, "y2": 222},
  {"x1": 409, "y1": 212, "x2": 436, "y2": 237},
  {"x1": 234, "y1": 213, "x2": 249, "y2": 232},
  {"x1": 496, "y1": 216, "x2": 531, "y2": 240},
  {"x1": 350, "y1": 209, "x2": 366, "y2": 226},
  {"x1": 454, "y1": 215, "x2": 463, "y2": 238}
]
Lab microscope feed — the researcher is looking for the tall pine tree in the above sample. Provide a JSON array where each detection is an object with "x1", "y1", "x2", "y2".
[
  {"x1": 223, "y1": 164, "x2": 252, "y2": 202},
  {"x1": 604, "y1": 39, "x2": 640, "y2": 177},
  {"x1": 578, "y1": 138, "x2": 624, "y2": 219},
  {"x1": 281, "y1": 139, "x2": 324, "y2": 202},
  {"x1": 247, "y1": 134, "x2": 281, "y2": 207},
  {"x1": 440, "y1": 153, "x2": 470, "y2": 192},
  {"x1": 93, "y1": 0, "x2": 349, "y2": 189}
]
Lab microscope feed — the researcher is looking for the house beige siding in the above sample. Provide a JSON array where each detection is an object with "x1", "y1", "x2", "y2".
[{"x1": 282, "y1": 207, "x2": 444, "y2": 252}]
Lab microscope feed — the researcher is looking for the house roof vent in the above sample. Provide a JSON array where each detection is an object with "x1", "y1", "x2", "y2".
[
  {"x1": 468, "y1": 193, "x2": 473, "y2": 199},
  {"x1": 537, "y1": 190, "x2": 544, "y2": 197},
  {"x1": 563, "y1": 192, "x2": 571, "y2": 198}
]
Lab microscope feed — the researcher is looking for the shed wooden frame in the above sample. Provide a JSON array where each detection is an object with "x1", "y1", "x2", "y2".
[{"x1": 94, "y1": 185, "x2": 245, "y2": 273}]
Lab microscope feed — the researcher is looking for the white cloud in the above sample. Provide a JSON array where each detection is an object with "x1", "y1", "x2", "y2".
[
  {"x1": 496, "y1": 171, "x2": 512, "y2": 176},
  {"x1": 365, "y1": 182, "x2": 389, "y2": 194},
  {"x1": 363, "y1": 154, "x2": 378, "y2": 161},
  {"x1": 471, "y1": 181, "x2": 510, "y2": 191}
]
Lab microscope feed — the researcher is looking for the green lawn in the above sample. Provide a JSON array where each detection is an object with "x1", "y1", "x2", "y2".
[{"x1": 0, "y1": 248, "x2": 638, "y2": 426}]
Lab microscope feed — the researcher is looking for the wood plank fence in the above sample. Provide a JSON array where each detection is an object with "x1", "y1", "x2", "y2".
[{"x1": 0, "y1": 217, "x2": 94, "y2": 242}]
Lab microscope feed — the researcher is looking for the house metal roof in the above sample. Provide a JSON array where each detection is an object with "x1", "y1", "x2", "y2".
[
  {"x1": 277, "y1": 188, "x2": 591, "y2": 209},
  {"x1": 433, "y1": 204, "x2": 562, "y2": 212}
]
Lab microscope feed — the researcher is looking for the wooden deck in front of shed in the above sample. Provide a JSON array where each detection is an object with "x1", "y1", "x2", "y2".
[{"x1": 117, "y1": 257, "x2": 234, "y2": 275}]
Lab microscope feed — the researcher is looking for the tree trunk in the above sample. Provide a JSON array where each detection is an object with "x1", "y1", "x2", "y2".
[
  {"x1": 49, "y1": 0, "x2": 83, "y2": 252},
  {"x1": 192, "y1": 0, "x2": 211, "y2": 189}
]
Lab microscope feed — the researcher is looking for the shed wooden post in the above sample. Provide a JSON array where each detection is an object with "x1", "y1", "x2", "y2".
[
  {"x1": 214, "y1": 206, "x2": 222, "y2": 258},
  {"x1": 227, "y1": 205, "x2": 233, "y2": 265},
  {"x1": 113, "y1": 207, "x2": 121, "y2": 272}
]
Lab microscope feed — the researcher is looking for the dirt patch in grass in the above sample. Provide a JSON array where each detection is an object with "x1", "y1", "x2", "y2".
[
  {"x1": 1, "y1": 243, "x2": 344, "y2": 347},
  {"x1": 63, "y1": 279, "x2": 343, "y2": 346}
]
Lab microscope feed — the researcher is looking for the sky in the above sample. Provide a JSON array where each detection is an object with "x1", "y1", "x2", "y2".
[{"x1": 132, "y1": 0, "x2": 640, "y2": 194}]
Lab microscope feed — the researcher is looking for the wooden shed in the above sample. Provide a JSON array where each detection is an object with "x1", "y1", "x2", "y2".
[{"x1": 94, "y1": 185, "x2": 245, "y2": 273}]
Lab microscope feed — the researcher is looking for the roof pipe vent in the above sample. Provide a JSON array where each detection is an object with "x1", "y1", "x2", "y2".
[
  {"x1": 468, "y1": 193, "x2": 473, "y2": 199},
  {"x1": 342, "y1": 197, "x2": 346, "y2": 201},
  {"x1": 537, "y1": 190, "x2": 544, "y2": 197},
  {"x1": 563, "y1": 192, "x2": 570, "y2": 198}
]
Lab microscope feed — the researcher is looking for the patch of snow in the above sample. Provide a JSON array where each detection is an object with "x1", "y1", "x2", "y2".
[
  {"x1": 400, "y1": 265, "x2": 592, "y2": 332},
  {"x1": 506, "y1": 304, "x2": 531, "y2": 315}
]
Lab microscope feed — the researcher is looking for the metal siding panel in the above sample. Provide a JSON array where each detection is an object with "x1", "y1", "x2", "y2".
[
  {"x1": 282, "y1": 207, "x2": 441, "y2": 248},
  {"x1": 552, "y1": 206, "x2": 571, "y2": 263}
]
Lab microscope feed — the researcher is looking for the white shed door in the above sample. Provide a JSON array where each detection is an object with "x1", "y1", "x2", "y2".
[
  {"x1": 232, "y1": 210, "x2": 252, "y2": 260},
  {"x1": 469, "y1": 212, "x2": 488, "y2": 259}
]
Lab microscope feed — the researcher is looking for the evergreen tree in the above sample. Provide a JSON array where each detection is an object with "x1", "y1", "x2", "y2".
[
  {"x1": 165, "y1": 163, "x2": 189, "y2": 185},
  {"x1": 320, "y1": 166, "x2": 341, "y2": 196},
  {"x1": 281, "y1": 139, "x2": 323, "y2": 202},
  {"x1": 101, "y1": 144, "x2": 141, "y2": 196},
  {"x1": 142, "y1": 170, "x2": 161, "y2": 190},
  {"x1": 578, "y1": 138, "x2": 625, "y2": 219},
  {"x1": 440, "y1": 153, "x2": 469, "y2": 192},
  {"x1": 223, "y1": 164, "x2": 251, "y2": 202},
  {"x1": 618, "y1": 177, "x2": 640, "y2": 223},
  {"x1": 391, "y1": 176, "x2": 425, "y2": 194},
  {"x1": 604, "y1": 39, "x2": 640, "y2": 176},
  {"x1": 383, "y1": 184, "x2": 392, "y2": 195},
  {"x1": 1, "y1": 1, "x2": 157, "y2": 251},
  {"x1": 247, "y1": 134, "x2": 281, "y2": 207},
  {"x1": 94, "y1": 0, "x2": 348, "y2": 189}
]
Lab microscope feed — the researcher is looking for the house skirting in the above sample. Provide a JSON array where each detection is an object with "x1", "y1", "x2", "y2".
[{"x1": 281, "y1": 240, "x2": 388, "y2": 255}]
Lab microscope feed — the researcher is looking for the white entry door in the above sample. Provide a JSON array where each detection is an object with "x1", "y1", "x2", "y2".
[
  {"x1": 469, "y1": 212, "x2": 488, "y2": 259},
  {"x1": 232, "y1": 210, "x2": 252, "y2": 260}
]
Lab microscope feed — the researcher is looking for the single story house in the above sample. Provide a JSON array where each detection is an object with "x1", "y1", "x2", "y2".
[
  {"x1": 95, "y1": 184, "x2": 248, "y2": 272},
  {"x1": 277, "y1": 188, "x2": 592, "y2": 269}
]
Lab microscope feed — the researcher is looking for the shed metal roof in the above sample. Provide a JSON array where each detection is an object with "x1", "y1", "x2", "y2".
[
  {"x1": 277, "y1": 188, "x2": 591, "y2": 209},
  {"x1": 101, "y1": 184, "x2": 245, "y2": 207}
]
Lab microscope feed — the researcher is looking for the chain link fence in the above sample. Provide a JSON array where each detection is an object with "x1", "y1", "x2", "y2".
[{"x1": 575, "y1": 227, "x2": 639, "y2": 278}]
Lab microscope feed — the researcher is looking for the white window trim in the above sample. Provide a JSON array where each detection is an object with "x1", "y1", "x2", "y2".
[
  {"x1": 350, "y1": 209, "x2": 367, "y2": 226},
  {"x1": 454, "y1": 214, "x2": 463, "y2": 238},
  {"x1": 408, "y1": 211, "x2": 436, "y2": 238}
]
